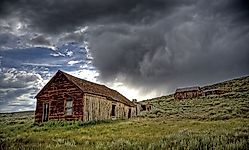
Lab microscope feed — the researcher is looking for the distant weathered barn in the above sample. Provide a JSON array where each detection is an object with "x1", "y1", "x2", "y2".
[
  {"x1": 35, "y1": 70, "x2": 136, "y2": 123},
  {"x1": 174, "y1": 86, "x2": 203, "y2": 100}
]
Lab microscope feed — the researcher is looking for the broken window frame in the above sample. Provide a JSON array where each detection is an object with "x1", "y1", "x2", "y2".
[{"x1": 65, "y1": 97, "x2": 73, "y2": 116}]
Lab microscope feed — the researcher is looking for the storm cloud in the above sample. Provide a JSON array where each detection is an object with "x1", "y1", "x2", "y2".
[
  {"x1": 87, "y1": 0, "x2": 249, "y2": 93},
  {"x1": 0, "y1": 0, "x2": 193, "y2": 33},
  {"x1": 0, "y1": 68, "x2": 44, "y2": 112},
  {"x1": 0, "y1": 0, "x2": 249, "y2": 103}
]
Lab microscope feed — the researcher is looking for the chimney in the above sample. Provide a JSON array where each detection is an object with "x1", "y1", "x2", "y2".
[{"x1": 132, "y1": 99, "x2": 137, "y2": 102}]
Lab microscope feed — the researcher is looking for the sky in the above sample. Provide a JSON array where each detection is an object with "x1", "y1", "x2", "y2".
[{"x1": 0, "y1": 0, "x2": 249, "y2": 112}]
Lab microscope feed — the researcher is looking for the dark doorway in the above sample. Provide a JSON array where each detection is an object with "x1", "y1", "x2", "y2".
[
  {"x1": 111, "y1": 105, "x2": 116, "y2": 116},
  {"x1": 136, "y1": 107, "x2": 137, "y2": 116},
  {"x1": 128, "y1": 109, "x2": 131, "y2": 119},
  {"x1": 43, "y1": 103, "x2": 49, "y2": 122},
  {"x1": 141, "y1": 105, "x2": 146, "y2": 111}
]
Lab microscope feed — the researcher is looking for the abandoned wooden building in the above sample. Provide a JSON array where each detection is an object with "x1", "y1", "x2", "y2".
[
  {"x1": 174, "y1": 86, "x2": 203, "y2": 100},
  {"x1": 203, "y1": 88, "x2": 226, "y2": 96},
  {"x1": 140, "y1": 103, "x2": 152, "y2": 111},
  {"x1": 132, "y1": 99, "x2": 152, "y2": 113},
  {"x1": 35, "y1": 70, "x2": 136, "y2": 123}
]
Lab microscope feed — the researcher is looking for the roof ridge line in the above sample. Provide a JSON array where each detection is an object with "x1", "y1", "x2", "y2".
[
  {"x1": 59, "y1": 70, "x2": 135, "y2": 106},
  {"x1": 60, "y1": 70, "x2": 108, "y2": 87}
]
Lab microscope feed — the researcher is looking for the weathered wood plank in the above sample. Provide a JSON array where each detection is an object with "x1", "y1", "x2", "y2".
[{"x1": 35, "y1": 72, "x2": 83, "y2": 122}]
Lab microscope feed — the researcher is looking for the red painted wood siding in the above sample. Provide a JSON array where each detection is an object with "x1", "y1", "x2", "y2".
[{"x1": 35, "y1": 72, "x2": 83, "y2": 122}]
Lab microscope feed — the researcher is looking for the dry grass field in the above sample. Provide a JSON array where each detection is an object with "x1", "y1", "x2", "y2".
[{"x1": 1, "y1": 76, "x2": 248, "y2": 149}]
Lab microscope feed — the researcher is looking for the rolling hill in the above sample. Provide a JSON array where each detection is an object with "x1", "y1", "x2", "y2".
[
  {"x1": 141, "y1": 75, "x2": 249, "y2": 120},
  {"x1": 0, "y1": 75, "x2": 248, "y2": 149}
]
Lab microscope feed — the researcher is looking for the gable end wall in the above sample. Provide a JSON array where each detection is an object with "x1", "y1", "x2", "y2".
[{"x1": 35, "y1": 73, "x2": 83, "y2": 122}]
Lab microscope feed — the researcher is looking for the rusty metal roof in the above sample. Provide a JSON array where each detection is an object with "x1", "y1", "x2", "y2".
[{"x1": 175, "y1": 86, "x2": 201, "y2": 93}]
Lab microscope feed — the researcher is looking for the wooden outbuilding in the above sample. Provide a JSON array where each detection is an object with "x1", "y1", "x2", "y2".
[
  {"x1": 132, "y1": 99, "x2": 152, "y2": 113},
  {"x1": 140, "y1": 103, "x2": 152, "y2": 111},
  {"x1": 174, "y1": 86, "x2": 203, "y2": 100},
  {"x1": 35, "y1": 70, "x2": 136, "y2": 123},
  {"x1": 203, "y1": 88, "x2": 226, "y2": 96}
]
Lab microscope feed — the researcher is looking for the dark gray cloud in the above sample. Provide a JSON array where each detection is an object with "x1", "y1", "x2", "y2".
[
  {"x1": 30, "y1": 35, "x2": 51, "y2": 46},
  {"x1": 86, "y1": 0, "x2": 249, "y2": 94},
  {"x1": 0, "y1": 0, "x2": 194, "y2": 34},
  {"x1": 0, "y1": 0, "x2": 249, "y2": 97},
  {"x1": 0, "y1": 34, "x2": 11, "y2": 45}
]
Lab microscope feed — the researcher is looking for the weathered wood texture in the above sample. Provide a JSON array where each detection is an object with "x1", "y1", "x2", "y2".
[
  {"x1": 35, "y1": 70, "x2": 137, "y2": 123},
  {"x1": 144, "y1": 104, "x2": 152, "y2": 111},
  {"x1": 35, "y1": 72, "x2": 83, "y2": 122},
  {"x1": 135, "y1": 102, "x2": 152, "y2": 112},
  {"x1": 174, "y1": 91, "x2": 203, "y2": 100},
  {"x1": 83, "y1": 93, "x2": 136, "y2": 121},
  {"x1": 203, "y1": 89, "x2": 226, "y2": 96},
  {"x1": 174, "y1": 86, "x2": 203, "y2": 100}
]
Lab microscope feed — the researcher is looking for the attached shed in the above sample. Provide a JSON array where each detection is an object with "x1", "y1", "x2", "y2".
[
  {"x1": 35, "y1": 70, "x2": 136, "y2": 123},
  {"x1": 132, "y1": 99, "x2": 152, "y2": 114},
  {"x1": 174, "y1": 86, "x2": 203, "y2": 100},
  {"x1": 140, "y1": 103, "x2": 152, "y2": 112}
]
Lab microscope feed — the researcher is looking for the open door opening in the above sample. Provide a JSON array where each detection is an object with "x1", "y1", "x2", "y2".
[
  {"x1": 141, "y1": 105, "x2": 146, "y2": 111},
  {"x1": 128, "y1": 108, "x2": 131, "y2": 119},
  {"x1": 111, "y1": 105, "x2": 116, "y2": 117},
  {"x1": 43, "y1": 103, "x2": 49, "y2": 122}
]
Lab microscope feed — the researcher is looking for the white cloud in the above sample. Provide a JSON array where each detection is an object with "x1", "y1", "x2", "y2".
[
  {"x1": 68, "y1": 69, "x2": 100, "y2": 83},
  {"x1": 74, "y1": 26, "x2": 88, "y2": 34},
  {"x1": 68, "y1": 68, "x2": 157, "y2": 101},
  {"x1": 0, "y1": 68, "x2": 47, "y2": 112},
  {"x1": 5, "y1": 68, "x2": 44, "y2": 88},
  {"x1": 50, "y1": 52, "x2": 65, "y2": 57},
  {"x1": 22, "y1": 62, "x2": 62, "y2": 67},
  {"x1": 107, "y1": 81, "x2": 159, "y2": 101},
  {"x1": 84, "y1": 41, "x2": 93, "y2": 59},
  {"x1": 66, "y1": 50, "x2": 73, "y2": 57},
  {"x1": 67, "y1": 60, "x2": 82, "y2": 66}
]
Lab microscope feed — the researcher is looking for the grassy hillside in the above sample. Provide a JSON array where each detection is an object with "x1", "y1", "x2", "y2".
[
  {"x1": 142, "y1": 75, "x2": 249, "y2": 120},
  {"x1": 0, "y1": 76, "x2": 249, "y2": 149},
  {"x1": 201, "y1": 75, "x2": 249, "y2": 92}
]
